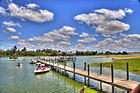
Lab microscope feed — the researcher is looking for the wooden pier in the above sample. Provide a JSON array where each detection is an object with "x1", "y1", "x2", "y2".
[{"x1": 36, "y1": 59, "x2": 139, "y2": 92}]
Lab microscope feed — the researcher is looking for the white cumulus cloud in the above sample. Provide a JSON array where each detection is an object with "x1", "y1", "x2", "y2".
[
  {"x1": 59, "y1": 26, "x2": 78, "y2": 35},
  {"x1": 6, "y1": 27, "x2": 16, "y2": 33},
  {"x1": 78, "y1": 37, "x2": 96, "y2": 43},
  {"x1": 80, "y1": 32, "x2": 89, "y2": 37},
  {"x1": 75, "y1": 9, "x2": 130, "y2": 34},
  {"x1": 124, "y1": 8, "x2": 134, "y2": 14},
  {"x1": 8, "y1": 36, "x2": 20, "y2": 40},
  {"x1": 8, "y1": 3, "x2": 54, "y2": 23},
  {"x1": 96, "y1": 20, "x2": 130, "y2": 34},
  {"x1": 3, "y1": 21, "x2": 21, "y2": 27},
  {"x1": 26, "y1": 3, "x2": 39, "y2": 9},
  {"x1": 0, "y1": 7, "x2": 6, "y2": 14}
]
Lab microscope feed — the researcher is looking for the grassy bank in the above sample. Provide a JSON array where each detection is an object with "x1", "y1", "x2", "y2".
[
  {"x1": 90, "y1": 57, "x2": 140, "y2": 75},
  {"x1": 89, "y1": 55, "x2": 140, "y2": 59}
]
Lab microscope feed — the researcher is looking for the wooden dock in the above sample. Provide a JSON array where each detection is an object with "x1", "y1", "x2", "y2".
[{"x1": 36, "y1": 59, "x2": 139, "y2": 92}]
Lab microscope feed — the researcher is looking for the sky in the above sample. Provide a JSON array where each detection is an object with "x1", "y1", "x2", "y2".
[{"x1": 0, "y1": 0, "x2": 140, "y2": 52}]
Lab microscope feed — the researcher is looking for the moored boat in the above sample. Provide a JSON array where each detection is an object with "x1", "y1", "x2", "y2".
[
  {"x1": 29, "y1": 59, "x2": 37, "y2": 64},
  {"x1": 34, "y1": 66, "x2": 51, "y2": 74},
  {"x1": 16, "y1": 63, "x2": 22, "y2": 66}
]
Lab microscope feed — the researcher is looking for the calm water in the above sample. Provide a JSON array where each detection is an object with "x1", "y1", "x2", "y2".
[
  {"x1": 0, "y1": 57, "x2": 99, "y2": 93},
  {"x1": 0, "y1": 56, "x2": 140, "y2": 93}
]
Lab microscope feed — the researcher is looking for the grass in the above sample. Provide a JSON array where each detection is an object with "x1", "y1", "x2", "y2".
[
  {"x1": 89, "y1": 55, "x2": 140, "y2": 59},
  {"x1": 90, "y1": 57, "x2": 140, "y2": 75}
]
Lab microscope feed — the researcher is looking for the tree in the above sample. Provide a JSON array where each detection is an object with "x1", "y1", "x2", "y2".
[
  {"x1": 21, "y1": 47, "x2": 27, "y2": 51},
  {"x1": 122, "y1": 51, "x2": 128, "y2": 55},
  {"x1": 11, "y1": 45, "x2": 17, "y2": 55},
  {"x1": 105, "y1": 51, "x2": 111, "y2": 55}
]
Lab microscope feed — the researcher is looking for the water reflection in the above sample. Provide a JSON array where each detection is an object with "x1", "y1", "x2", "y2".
[
  {"x1": 0, "y1": 57, "x2": 99, "y2": 93},
  {"x1": 0, "y1": 56, "x2": 139, "y2": 93}
]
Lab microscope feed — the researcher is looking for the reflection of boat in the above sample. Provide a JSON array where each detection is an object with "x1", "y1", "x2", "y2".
[
  {"x1": 34, "y1": 67, "x2": 51, "y2": 74},
  {"x1": 16, "y1": 63, "x2": 22, "y2": 66}
]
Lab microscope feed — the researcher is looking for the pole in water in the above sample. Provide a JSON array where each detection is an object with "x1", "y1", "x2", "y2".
[
  {"x1": 88, "y1": 64, "x2": 90, "y2": 87},
  {"x1": 73, "y1": 62, "x2": 75, "y2": 80},
  {"x1": 100, "y1": 63, "x2": 102, "y2": 74},
  {"x1": 84, "y1": 62, "x2": 86, "y2": 71},
  {"x1": 111, "y1": 64, "x2": 114, "y2": 83},
  {"x1": 84, "y1": 62, "x2": 86, "y2": 85},
  {"x1": 126, "y1": 62, "x2": 129, "y2": 80},
  {"x1": 100, "y1": 81, "x2": 102, "y2": 91},
  {"x1": 112, "y1": 85, "x2": 114, "y2": 93}
]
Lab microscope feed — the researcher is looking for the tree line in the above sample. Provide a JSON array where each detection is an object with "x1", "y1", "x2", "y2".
[{"x1": 0, "y1": 45, "x2": 128, "y2": 57}]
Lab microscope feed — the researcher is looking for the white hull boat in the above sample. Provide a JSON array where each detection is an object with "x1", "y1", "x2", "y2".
[{"x1": 34, "y1": 67, "x2": 51, "y2": 74}]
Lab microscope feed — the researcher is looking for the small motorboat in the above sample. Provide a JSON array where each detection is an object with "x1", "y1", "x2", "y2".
[
  {"x1": 34, "y1": 67, "x2": 51, "y2": 74},
  {"x1": 29, "y1": 59, "x2": 37, "y2": 64},
  {"x1": 16, "y1": 63, "x2": 22, "y2": 66}
]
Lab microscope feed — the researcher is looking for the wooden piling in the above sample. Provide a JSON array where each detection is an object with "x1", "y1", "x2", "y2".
[
  {"x1": 112, "y1": 86, "x2": 114, "y2": 93},
  {"x1": 100, "y1": 81, "x2": 102, "y2": 91},
  {"x1": 73, "y1": 62, "x2": 75, "y2": 80},
  {"x1": 84, "y1": 62, "x2": 86, "y2": 71},
  {"x1": 111, "y1": 64, "x2": 114, "y2": 83},
  {"x1": 100, "y1": 63, "x2": 102, "y2": 74},
  {"x1": 88, "y1": 64, "x2": 90, "y2": 86},
  {"x1": 64, "y1": 62, "x2": 66, "y2": 75},
  {"x1": 126, "y1": 63, "x2": 129, "y2": 80},
  {"x1": 84, "y1": 62, "x2": 86, "y2": 85}
]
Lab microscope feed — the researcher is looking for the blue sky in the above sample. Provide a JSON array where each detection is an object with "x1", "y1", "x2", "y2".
[{"x1": 0, "y1": 0, "x2": 140, "y2": 52}]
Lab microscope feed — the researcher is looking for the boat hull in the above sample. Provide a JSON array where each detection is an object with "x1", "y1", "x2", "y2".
[{"x1": 34, "y1": 67, "x2": 51, "y2": 74}]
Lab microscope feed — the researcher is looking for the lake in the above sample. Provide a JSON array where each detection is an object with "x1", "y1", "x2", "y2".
[{"x1": 0, "y1": 56, "x2": 139, "y2": 93}]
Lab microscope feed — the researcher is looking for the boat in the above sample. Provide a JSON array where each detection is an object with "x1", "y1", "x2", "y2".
[
  {"x1": 16, "y1": 63, "x2": 22, "y2": 66},
  {"x1": 29, "y1": 59, "x2": 37, "y2": 64},
  {"x1": 9, "y1": 56, "x2": 18, "y2": 59},
  {"x1": 34, "y1": 66, "x2": 51, "y2": 74}
]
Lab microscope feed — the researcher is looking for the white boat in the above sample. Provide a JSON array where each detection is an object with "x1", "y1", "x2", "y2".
[
  {"x1": 16, "y1": 63, "x2": 22, "y2": 66},
  {"x1": 34, "y1": 67, "x2": 51, "y2": 74},
  {"x1": 29, "y1": 59, "x2": 37, "y2": 64}
]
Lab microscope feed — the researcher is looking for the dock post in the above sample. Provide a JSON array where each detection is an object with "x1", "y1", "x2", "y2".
[
  {"x1": 55, "y1": 57, "x2": 56, "y2": 62},
  {"x1": 84, "y1": 62, "x2": 86, "y2": 71},
  {"x1": 111, "y1": 64, "x2": 114, "y2": 93},
  {"x1": 100, "y1": 63, "x2": 102, "y2": 74},
  {"x1": 73, "y1": 62, "x2": 75, "y2": 80},
  {"x1": 64, "y1": 61, "x2": 67, "y2": 76},
  {"x1": 84, "y1": 62, "x2": 86, "y2": 85},
  {"x1": 126, "y1": 63, "x2": 129, "y2": 80},
  {"x1": 88, "y1": 64, "x2": 90, "y2": 87},
  {"x1": 52, "y1": 61, "x2": 54, "y2": 70},
  {"x1": 112, "y1": 86, "x2": 114, "y2": 93},
  {"x1": 58, "y1": 62, "x2": 59, "y2": 73},
  {"x1": 111, "y1": 64, "x2": 114, "y2": 83},
  {"x1": 100, "y1": 81, "x2": 102, "y2": 92}
]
